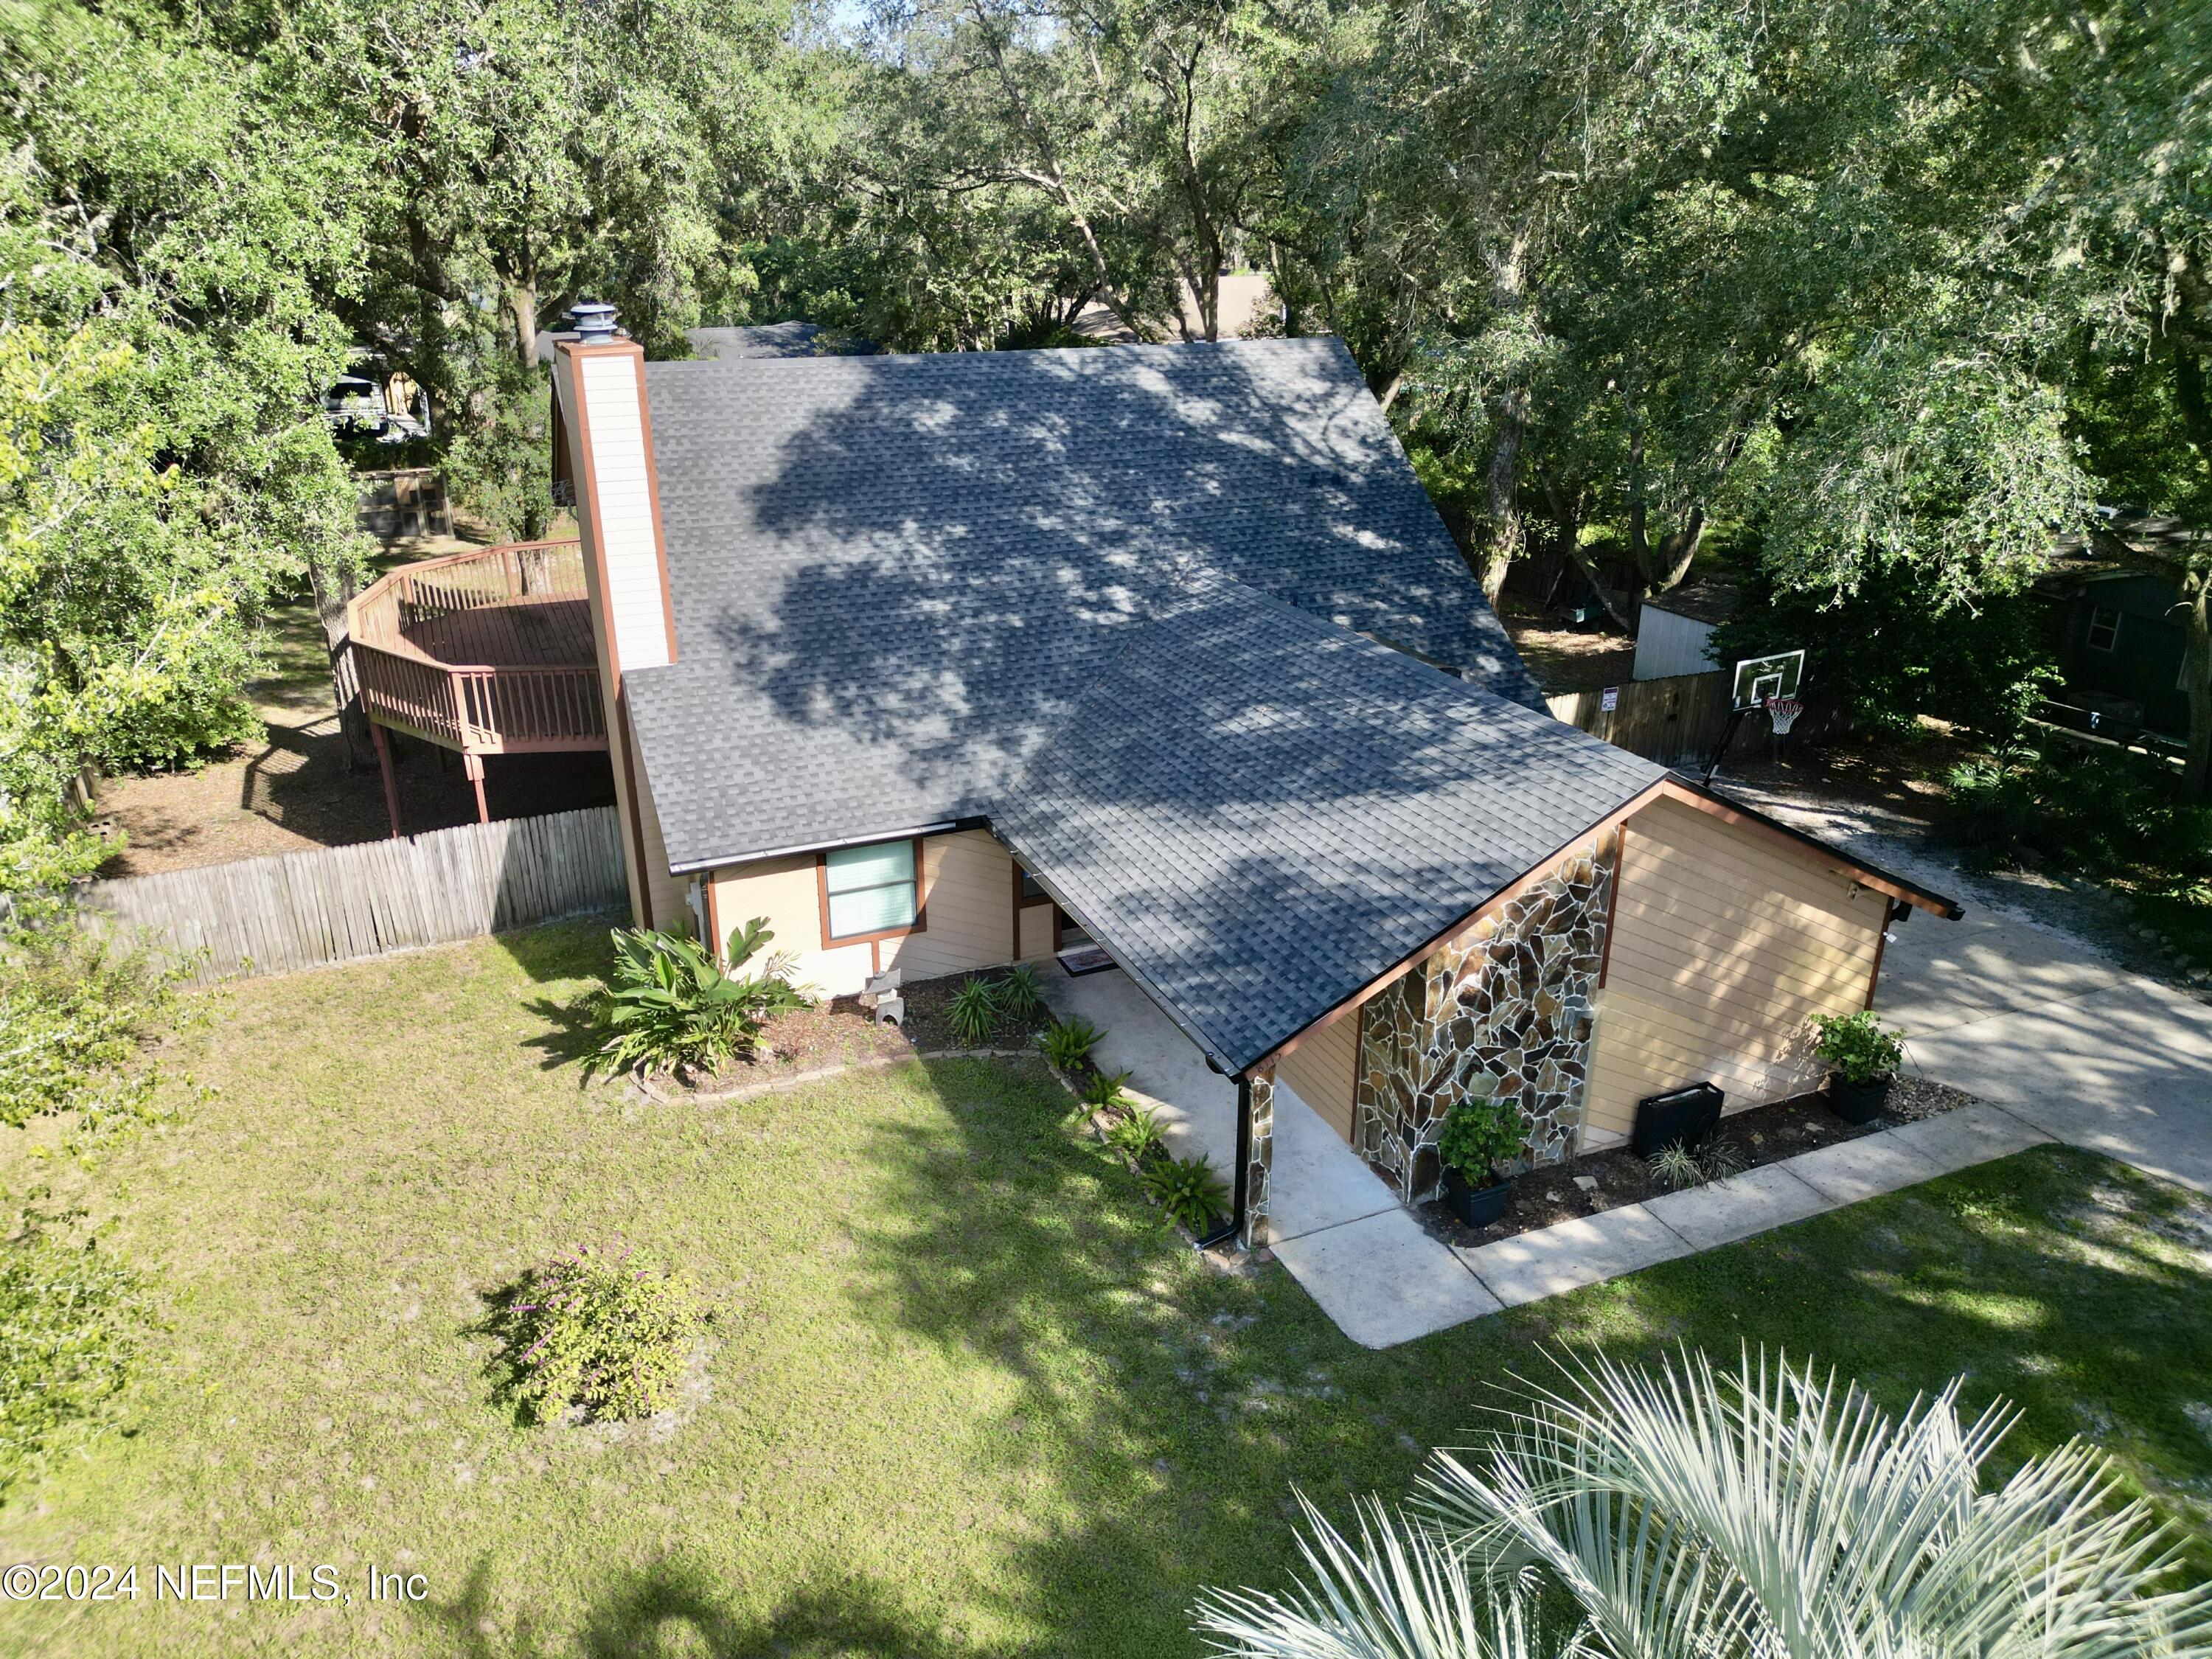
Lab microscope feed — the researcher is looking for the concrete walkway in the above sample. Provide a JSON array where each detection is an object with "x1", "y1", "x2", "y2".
[
  {"x1": 1035, "y1": 815, "x2": 2212, "y2": 1348},
  {"x1": 1038, "y1": 964, "x2": 2057, "y2": 1349}
]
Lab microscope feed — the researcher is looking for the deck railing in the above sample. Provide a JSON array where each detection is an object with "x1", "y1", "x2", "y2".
[{"x1": 347, "y1": 538, "x2": 606, "y2": 755}]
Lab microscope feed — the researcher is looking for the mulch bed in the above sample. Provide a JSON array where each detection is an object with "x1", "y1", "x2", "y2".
[
  {"x1": 653, "y1": 964, "x2": 1056, "y2": 1096},
  {"x1": 1412, "y1": 1074, "x2": 1979, "y2": 1251},
  {"x1": 887, "y1": 964, "x2": 1055, "y2": 1054}
]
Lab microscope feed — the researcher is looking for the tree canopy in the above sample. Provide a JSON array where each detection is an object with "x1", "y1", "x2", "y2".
[{"x1": 4, "y1": 0, "x2": 2209, "y2": 910}]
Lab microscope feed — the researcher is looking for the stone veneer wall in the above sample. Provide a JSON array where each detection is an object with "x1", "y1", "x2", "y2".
[
  {"x1": 1242, "y1": 1067, "x2": 1276, "y2": 1249},
  {"x1": 1354, "y1": 832, "x2": 1618, "y2": 1204}
]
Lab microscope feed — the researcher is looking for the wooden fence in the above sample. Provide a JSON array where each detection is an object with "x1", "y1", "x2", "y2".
[
  {"x1": 81, "y1": 807, "x2": 626, "y2": 983},
  {"x1": 1545, "y1": 669, "x2": 1846, "y2": 767}
]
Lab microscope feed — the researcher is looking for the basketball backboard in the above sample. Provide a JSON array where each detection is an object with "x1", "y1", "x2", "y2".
[{"x1": 1731, "y1": 649, "x2": 1805, "y2": 712}]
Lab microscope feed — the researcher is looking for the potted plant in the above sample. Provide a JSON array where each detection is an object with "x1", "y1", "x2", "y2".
[
  {"x1": 1812, "y1": 1011, "x2": 1906, "y2": 1124},
  {"x1": 1436, "y1": 1091, "x2": 1528, "y2": 1228}
]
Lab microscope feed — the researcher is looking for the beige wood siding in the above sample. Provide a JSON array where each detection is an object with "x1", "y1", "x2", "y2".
[
  {"x1": 630, "y1": 763, "x2": 690, "y2": 939},
  {"x1": 886, "y1": 831, "x2": 1018, "y2": 981},
  {"x1": 1585, "y1": 796, "x2": 1883, "y2": 1139},
  {"x1": 708, "y1": 830, "x2": 1019, "y2": 999},
  {"x1": 1278, "y1": 1010, "x2": 1359, "y2": 1143}
]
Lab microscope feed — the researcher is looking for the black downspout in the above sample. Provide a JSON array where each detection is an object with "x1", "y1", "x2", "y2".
[{"x1": 1195, "y1": 1074, "x2": 1251, "y2": 1251}]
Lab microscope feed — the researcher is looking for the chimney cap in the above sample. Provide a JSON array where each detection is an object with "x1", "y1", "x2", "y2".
[{"x1": 566, "y1": 301, "x2": 619, "y2": 343}]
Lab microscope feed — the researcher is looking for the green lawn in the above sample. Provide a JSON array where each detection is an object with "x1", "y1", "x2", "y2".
[{"x1": 4, "y1": 922, "x2": 2208, "y2": 1656}]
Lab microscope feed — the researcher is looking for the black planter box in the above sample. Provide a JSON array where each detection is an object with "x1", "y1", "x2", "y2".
[
  {"x1": 1441, "y1": 1164, "x2": 1513, "y2": 1228},
  {"x1": 1829, "y1": 1072, "x2": 1893, "y2": 1124},
  {"x1": 1631, "y1": 1082, "x2": 1725, "y2": 1158}
]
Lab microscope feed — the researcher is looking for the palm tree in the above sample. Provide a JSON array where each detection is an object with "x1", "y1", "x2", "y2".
[{"x1": 1194, "y1": 1347, "x2": 2212, "y2": 1659}]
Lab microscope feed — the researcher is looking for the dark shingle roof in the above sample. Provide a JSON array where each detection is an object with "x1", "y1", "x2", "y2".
[
  {"x1": 627, "y1": 337, "x2": 1545, "y2": 870},
  {"x1": 994, "y1": 577, "x2": 1664, "y2": 1070}
]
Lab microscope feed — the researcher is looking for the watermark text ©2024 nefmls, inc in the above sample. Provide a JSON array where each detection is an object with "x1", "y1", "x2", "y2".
[{"x1": 2, "y1": 1562, "x2": 428, "y2": 1605}]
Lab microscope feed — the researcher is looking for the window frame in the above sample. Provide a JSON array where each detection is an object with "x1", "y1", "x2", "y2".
[
  {"x1": 2086, "y1": 605, "x2": 2122, "y2": 653},
  {"x1": 817, "y1": 838, "x2": 927, "y2": 945}
]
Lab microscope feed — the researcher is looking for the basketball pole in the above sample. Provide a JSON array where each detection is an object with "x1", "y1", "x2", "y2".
[{"x1": 1703, "y1": 708, "x2": 1747, "y2": 787}]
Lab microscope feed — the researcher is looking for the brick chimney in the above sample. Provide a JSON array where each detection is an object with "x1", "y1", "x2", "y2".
[{"x1": 552, "y1": 303, "x2": 681, "y2": 929}]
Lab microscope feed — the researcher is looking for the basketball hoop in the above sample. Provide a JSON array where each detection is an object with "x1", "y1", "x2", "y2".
[{"x1": 1764, "y1": 695, "x2": 1804, "y2": 736}]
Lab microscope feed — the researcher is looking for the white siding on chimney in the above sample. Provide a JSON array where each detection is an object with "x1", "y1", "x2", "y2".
[{"x1": 579, "y1": 352, "x2": 671, "y2": 672}]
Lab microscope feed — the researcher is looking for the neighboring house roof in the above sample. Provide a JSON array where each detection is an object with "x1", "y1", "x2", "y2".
[
  {"x1": 994, "y1": 574, "x2": 1666, "y2": 1071},
  {"x1": 684, "y1": 322, "x2": 880, "y2": 361},
  {"x1": 2039, "y1": 509, "x2": 2205, "y2": 599},
  {"x1": 626, "y1": 338, "x2": 1545, "y2": 872},
  {"x1": 535, "y1": 321, "x2": 880, "y2": 366}
]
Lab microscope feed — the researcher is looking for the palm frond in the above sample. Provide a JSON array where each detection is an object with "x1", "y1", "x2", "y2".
[{"x1": 1194, "y1": 1492, "x2": 1588, "y2": 1659}]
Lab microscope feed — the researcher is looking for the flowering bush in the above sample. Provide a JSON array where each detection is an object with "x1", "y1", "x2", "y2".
[{"x1": 496, "y1": 1244, "x2": 709, "y2": 1424}]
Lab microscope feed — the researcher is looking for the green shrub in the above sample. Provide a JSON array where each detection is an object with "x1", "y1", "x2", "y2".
[
  {"x1": 946, "y1": 976, "x2": 1002, "y2": 1046},
  {"x1": 0, "y1": 1217, "x2": 145, "y2": 1493},
  {"x1": 591, "y1": 919, "x2": 805, "y2": 1079},
  {"x1": 1813, "y1": 1011, "x2": 1905, "y2": 1083},
  {"x1": 0, "y1": 926, "x2": 187, "y2": 1152},
  {"x1": 1944, "y1": 743, "x2": 2212, "y2": 894},
  {"x1": 1039, "y1": 1017, "x2": 1102, "y2": 1071},
  {"x1": 1436, "y1": 1090, "x2": 1527, "y2": 1182},
  {"x1": 998, "y1": 963, "x2": 1043, "y2": 1023},
  {"x1": 495, "y1": 1243, "x2": 709, "y2": 1425},
  {"x1": 1144, "y1": 1154, "x2": 1229, "y2": 1231},
  {"x1": 1106, "y1": 1101, "x2": 1168, "y2": 1161},
  {"x1": 1944, "y1": 754, "x2": 2037, "y2": 857}
]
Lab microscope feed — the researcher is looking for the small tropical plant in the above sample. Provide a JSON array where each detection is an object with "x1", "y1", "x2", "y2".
[
  {"x1": 945, "y1": 975, "x2": 1002, "y2": 1046},
  {"x1": 1107, "y1": 1101, "x2": 1168, "y2": 1161},
  {"x1": 1039, "y1": 1016, "x2": 1102, "y2": 1071},
  {"x1": 1069, "y1": 1067, "x2": 1134, "y2": 1127},
  {"x1": 997, "y1": 962, "x2": 1043, "y2": 1023},
  {"x1": 1144, "y1": 1153, "x2": 1229, "y2": 1231},
  {"x1": 591, "y1": 919, "x2": 804, "y2": 1079},
  {"x1": 1436, "y1": 1091, "x2": 1527, "y2": 1183},
  {"x1": 1194, "y1": 1346, "x2": 2212, "y2": 1658},
  {"x1": 495, "y1": 1243, "x2": 709, "y2": 1425},
  {"x1": 1813, "y1": 1009, "x2": 1906, "y2": 1083}
]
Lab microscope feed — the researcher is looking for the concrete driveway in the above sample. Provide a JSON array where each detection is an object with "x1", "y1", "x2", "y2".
[{"x1": 1736, "y1": 786, "x2": 2212, "y2": 1196}]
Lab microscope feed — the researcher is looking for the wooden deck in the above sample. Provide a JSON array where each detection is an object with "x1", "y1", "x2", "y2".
[{"x1": 345, "y1": 539, "x2": 607, "y2": 833}]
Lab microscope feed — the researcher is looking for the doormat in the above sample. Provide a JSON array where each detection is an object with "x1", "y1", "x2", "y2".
[{"x1": 1056, "y1": 944, "x2": 1115, "y2": 977}]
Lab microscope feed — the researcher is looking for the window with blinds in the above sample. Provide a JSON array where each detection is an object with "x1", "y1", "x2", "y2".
[{"x1": 824, "y1": 842, "x2": 919, "y2": 939}]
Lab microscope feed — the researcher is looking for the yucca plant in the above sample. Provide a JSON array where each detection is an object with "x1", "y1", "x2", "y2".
[
  {"x1": 998, "y1": 963, "x2": 1043, "y2": 1023},
  {"x1": 1144, "y1": 1153, "x2": 1228, "y2": 1231},
  {"x1": 945, "y1": 976, "x2": 1002, "y2": 1046},
  {"x1": 591, "y1": 919, "x2": 804, "y2": 1079},
  {"x1": 1194, "y1": 1346, "x2": 2212, "y2": 1659},
  {"x1": 1040, "y1": 1017, "x2": 1102, "y2": 1071}
]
